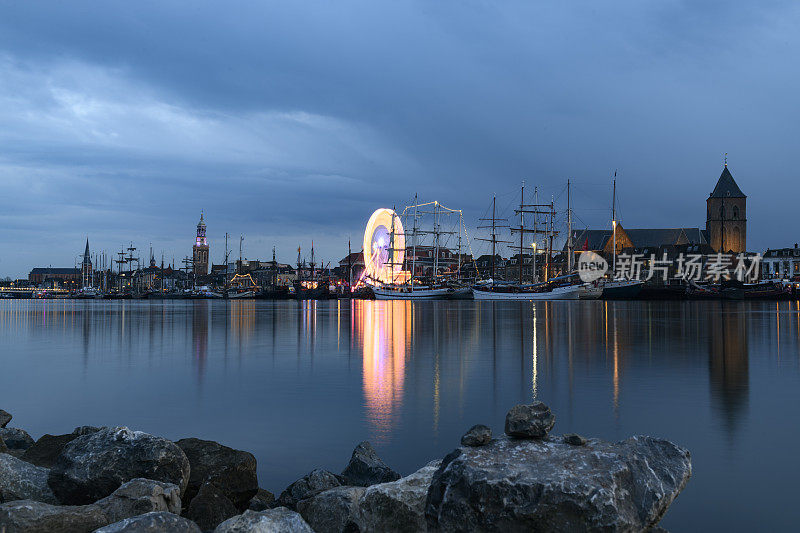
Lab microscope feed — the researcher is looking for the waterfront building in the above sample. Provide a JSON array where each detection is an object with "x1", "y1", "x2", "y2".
[
  {"x1": 761, "y1": 245, "x2": 800, "y2": 279},
  {"x1": 193, "y1": 213, "x2": 210, "y2": 276},
  {"x1": 28, "y1": 267, "x2": 81, "y2": 287},
  {"x1": 706, "y1": 164, "x2": 747, "y2": 253}
]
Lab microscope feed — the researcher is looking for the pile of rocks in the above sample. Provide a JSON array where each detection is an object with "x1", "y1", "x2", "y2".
[{"x1": 0, "y1": 402, "x2": 692, "y2": 532}]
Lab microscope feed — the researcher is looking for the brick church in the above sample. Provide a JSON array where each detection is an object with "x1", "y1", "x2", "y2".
[{"x1": 571, "y1": 164, "x2": 747, "y2": 255}]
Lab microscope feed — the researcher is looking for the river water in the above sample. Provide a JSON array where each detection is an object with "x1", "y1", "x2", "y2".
[{"x1": 1, "y1": 299, "x2": 798, "y2": 530}]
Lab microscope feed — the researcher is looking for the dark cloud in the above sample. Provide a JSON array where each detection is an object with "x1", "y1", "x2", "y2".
[{"x1": 0, "y1": 1, "x2": 798, "y2": 276}]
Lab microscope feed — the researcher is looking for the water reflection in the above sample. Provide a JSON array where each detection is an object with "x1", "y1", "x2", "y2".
[
  {"x1": 353, "y1": 301, "x2": 408, "y2": 442},
  {"x1": 2, "y1": 299, "x2": 800, "y2": 530}
]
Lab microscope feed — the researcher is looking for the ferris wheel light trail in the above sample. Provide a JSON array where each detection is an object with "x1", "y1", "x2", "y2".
[{"x1": 362, "y1": 208, "x2": 409, "y2": 286}]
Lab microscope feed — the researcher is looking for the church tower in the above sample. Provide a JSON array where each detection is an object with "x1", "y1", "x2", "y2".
[
  {"x1": 81, "y1": 238, "x2": 93, "y2": 288},
  {"x1": 706, "y1": 163, "x2": 746, "y2": 253},
  {"x1": 193, "y1": 213, "x2": 210, "y2": 276}
]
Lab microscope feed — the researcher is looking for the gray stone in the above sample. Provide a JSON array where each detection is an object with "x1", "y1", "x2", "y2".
[
  {"x1": 0, "y1": 435, "x2": 6, "y2": 454},
  {"x1": 0, "y1": 410, "x2": 11, "y2": 428},
  {"x1": 73, "y1": 426, "x2": 102, "y2": 436},
  {"x1": 186, "y1": 482, "x2": 238, "y2": 532},
  {"x1": 21, "y1": 433, "x2": 80, "y2": 468},
  {"x1": 0, "y1": 479, "x2": 182, "y2": 533},
  {"x1": 248, "y1": 489, "x2": 276, "y2": 512},
  {"x1": 425, "y1": 435, "x2": 692, "y2": 532},
  {"x1": 94, "y1": 511, "x2": 202, "y2": 533},
  {"x1": 213, "y1": 508, "x2": 314, "y2": 533},
  {"x1": 0, "y1": 499, "x2": 107, "y2": 533},
  {"x1": 460, "y1": 424, "x2": 492, "y2": 447},
  {"x1": 296, "y1": 486, "x2": 365, "y2": 533},
  {"x1": 0, "y1": 427, "x2": 35, "y2": 453},
  {"x1": 341, "y1": 441, "x2": 400, "y2": 487},
  {"x1": 358, "y1": 460, "x2": 441, "y2": 533},
  {"x1": 48, "y1": 426, "x2": 190, "y2": 505},
  {"x1": 277, "y1": 469, "x2": 342, "y2": 510},
  {"x1": 95, "y1": 478, "x2": 182, "y2": 524},
  {"x1": 0, "y1": 453, "x2": 58, "y2": 504},
  {"x1": 175, "y1": 438, "x2": 258, "y2": 511},
  {"x1": 563, "y1": 433, "x2": 587, "y2": 446},
  {"x1": 504, "y1": 402, "x2": 555, "y2": 439}
]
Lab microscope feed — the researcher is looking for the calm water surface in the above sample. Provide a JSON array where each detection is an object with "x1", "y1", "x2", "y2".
[{"x1": 1, "y1": 299, "x2": 799, "y2": 531}]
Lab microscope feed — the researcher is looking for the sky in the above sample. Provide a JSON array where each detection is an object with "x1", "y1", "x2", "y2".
[{"x1": 1, "y1": 0, "x2": 798, "y2": 277}]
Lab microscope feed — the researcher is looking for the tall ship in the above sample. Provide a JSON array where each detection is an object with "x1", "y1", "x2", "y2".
[
  {"x1": 360, "y1": 198, "x2": 468, "y2": 300},
  {"x1": 472, "y1": 183, "x2": 582, "y2": 300}
]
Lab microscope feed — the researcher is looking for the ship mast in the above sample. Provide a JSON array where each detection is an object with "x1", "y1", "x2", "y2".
[
  {"x1": 567, "y1": 179, "x2": 573, "y2": 272},
  {"x1": 612, "y1": 172, "x2": 617, "y2": 277},
  {"x1": 477, "y1": 196, "x2": 510, "y2": 281}
]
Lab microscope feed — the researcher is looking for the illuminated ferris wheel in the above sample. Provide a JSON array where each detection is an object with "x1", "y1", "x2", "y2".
[{"x1": 362, "y1": 208, "x2": 408, "y2": 285}]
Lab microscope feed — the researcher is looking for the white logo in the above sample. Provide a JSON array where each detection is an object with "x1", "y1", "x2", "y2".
[{"x1": 577, "y1": 251, "x2": 608, "y2": 283}]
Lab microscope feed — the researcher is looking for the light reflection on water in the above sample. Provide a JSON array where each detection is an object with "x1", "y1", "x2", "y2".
[{"x1": 1, "y1": 299, "x2": 799, "y2": 530}]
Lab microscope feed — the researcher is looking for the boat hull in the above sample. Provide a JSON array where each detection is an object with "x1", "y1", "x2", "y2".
[
  {"x1": 472, "y1": 285, "x2": 581, "y2": 300},
  {"x1": 373, "y1": 287, "x2": 452, "y2": 300},
  {"x1": 601, "y1": 280, "x2": 643, "y2": 300}
]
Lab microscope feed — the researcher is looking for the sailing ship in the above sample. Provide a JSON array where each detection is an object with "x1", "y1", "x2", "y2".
[
  {"x1": 600, "y1": 174, "x2": 643, "y2": 300},
  {"x1": 367, "y1": 198, "x2": 465, "y2": 300},
  {"x1": 472, "y1": 184, "x2": 582, "y2": 300}
]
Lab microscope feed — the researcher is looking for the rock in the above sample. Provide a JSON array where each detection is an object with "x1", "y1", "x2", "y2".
[
  {"x1": 214, "y1": 508, "x2": 314, "y2": 533},
  {"x1": 94, "y1": 511, "x2": 202, "y2": 533},
  {"x1": 0, "y1": 409, "x2": 11, "y2": 428},
  {"x1": 358, "y1": 460, "x2": 441, "y2": 533},
  {"x1": 73, "y1": 426, "x2": 102, "y2": 436},
  {"x1": 0, "y1": 436, "x2": 7, "y2": 454},
  {"x1": 340, "y1": 441, "x2": 400, "y2": 487},
  {"x1": 563, "y1": 433, "x2": 587, "y2": 446},
  {"x1": 95, "y1": 478, "x2": 182, "y2": 524},
  {"x1": 277, "y1": 469, "x2": 342, "y2": 510},
  {"x1": 0, "y1": 427, "x2": 35, "y2": 453},
  {"x1": 504, "y1": 402, "x2": 555, "y2": 439},
  {"x1": 0, "y1": 453, "x2": 58, "y2": 504},
  {"x1": 460, "y1": 425, "x2": 492, "y2": 447},
  {"x1": 21, "y1": 433, "x2": 80, "y2": 467},
  {"x1": 186, "y1": 482, "x2": 239, "y2": 532},
  {"x1": 0, "y1": 479, "x2": 182, "y2": 533},
  {"x1": 425, "y1": 435, "x2": 692, "y2": 532},
  {"x1": 0, "y1": 499, "x2": 107, "y2": 533},
  {"x1": 248, "y1": 489, "x2": 276, "y2": 512},
  {"x1": 48, "y1": 426, "x2": 190, "y2": 505},
  {"x1": 175, "y1": 438, "x2": 258, "y2": 510},
  {"x1": 296, "y1": 486, "x2": 365, "y2": 533}
]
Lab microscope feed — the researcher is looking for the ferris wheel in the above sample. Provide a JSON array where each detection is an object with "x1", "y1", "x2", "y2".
[{"x1": 362, "y1": 208, "x2": 407, "y2": 285}]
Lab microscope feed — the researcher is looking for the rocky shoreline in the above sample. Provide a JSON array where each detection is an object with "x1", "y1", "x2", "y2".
[{"x1": 0, "y1": 403, "x2": 691, "y2": 532}]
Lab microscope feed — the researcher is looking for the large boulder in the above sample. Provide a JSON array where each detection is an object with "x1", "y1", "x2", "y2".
[
  {"x1": 0, "y1": 453, "x2": 58, "y2": 504},
  {"x1": 277, "y1": 469, "x2": 342, "y2": 510},
  {"x1": 213, "y1": 508, "x2": 314, "y2": 533},
  {"x1": 21, "y1": 433, "x2": 80, "y2": 468},
  {"x1": 48, "y1": 427, "x2": 190, "y2": 505},
  {"x1": 0, "y1": 500, "x2": 108, "y2": 533},
  {"x1": 0, "y1": 409, "x2": 11, "y2": 428},
  {"x1": 0, "y1": 427, "x2": 35, "y2": 455},
  {"x1": 0, "y1": 435, "x2": 6, "y2": 453},
  {"x1": 358, "y1": 460, "x2": 441, "y2": 533},
  {"x1": 94, "y1": 511, "x2": 202, "y2": 533},
  {"x1": 296, "y1": 486, "x2": 365, "y2": 533},
  {"x1": 425, "y1": 435, "x2": 692, "y2": 532},
  {"x1": 504, "y1": 402, "x2": 555, "y2": 439},
  {"x1": 175, "y1": 438, "x2": 258, "y2": 510},
  {"x1": 248, "y1": 489, "x2": 276, "y2": 512},
  {"x1": 0, "y1": 479, "x2": 182, "y2": 533},
  {"x1": 340, "y1": 442, "x2": 400, "y2": 487},
  {"x1": 95, "y1": 478, "x2": 182, "y2": 524},
  {"x1": 185, "y1": 482, "x2": 239, "y2": 532}
]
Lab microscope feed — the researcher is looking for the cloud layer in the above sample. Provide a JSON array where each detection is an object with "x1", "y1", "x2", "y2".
[{"x1": 1, "y1": 1, "x2": 798, "y2": 276}]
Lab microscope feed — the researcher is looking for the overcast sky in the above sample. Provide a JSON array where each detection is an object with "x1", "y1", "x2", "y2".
[{"x1": 1, "y1": 1, "x2": 798, "y2": 277}]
